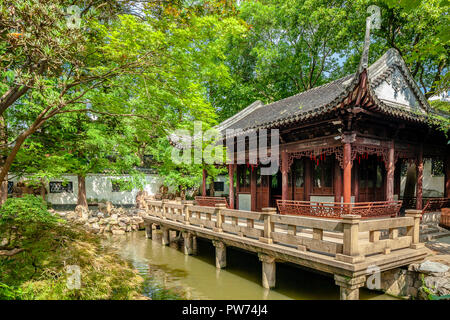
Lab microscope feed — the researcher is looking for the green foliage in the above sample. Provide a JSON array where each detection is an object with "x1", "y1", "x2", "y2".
[
  {"x1": 429, "y1": 100, "x2": 450, "y2": 137},
  {"x1": 0, "y1": 195, "x2": 143, "y2": 300}
]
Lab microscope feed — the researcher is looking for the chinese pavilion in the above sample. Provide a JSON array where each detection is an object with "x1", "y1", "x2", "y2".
[{"x1": 208, "y1": 22, "x2": 449, "y2": 214}]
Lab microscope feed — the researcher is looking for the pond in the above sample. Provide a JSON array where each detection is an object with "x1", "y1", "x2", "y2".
[{"x1": 108, "y1": 231, "x2": 397, "y2": 300}]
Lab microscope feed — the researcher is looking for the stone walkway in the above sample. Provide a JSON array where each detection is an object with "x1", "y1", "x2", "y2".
[{"x1": 425, "y1": 236, "x2": 450, "y2": 256}]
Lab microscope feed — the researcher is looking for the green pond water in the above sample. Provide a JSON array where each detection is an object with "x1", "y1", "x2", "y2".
[{"x1": 108, "y1": 231, "x2": 397, "y2": 300}]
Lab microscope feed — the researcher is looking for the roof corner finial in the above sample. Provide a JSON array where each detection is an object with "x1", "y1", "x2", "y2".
[{"x1": 359, "y1": 5, "x2": 381, "y2": 73}]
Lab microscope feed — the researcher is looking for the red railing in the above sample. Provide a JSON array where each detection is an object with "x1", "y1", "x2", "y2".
[
  {"x1": 276, "y1": 200, "x2": 402, "y2": 219},
  {"x1": 422, "y1": 198, "x2": 450, "y2": 214},
  {"x1": 194, "y1": 196, "x2": 229, "y2": 208}
]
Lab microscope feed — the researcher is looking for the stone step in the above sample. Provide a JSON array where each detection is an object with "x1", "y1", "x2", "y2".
[
  {"x1": 420, "y1": 227, "x2": 442, "y2": 235},
  {"x1": 420, "y1": 231, "x2": 450, "y2": 242}
]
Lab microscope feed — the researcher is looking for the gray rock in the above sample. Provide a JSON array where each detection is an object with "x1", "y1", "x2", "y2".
[
  {"x1": 88, "y1": 217, "x2": 99, "y2": 223},
  {"x1": 419, "y1": 261, "x2": 449, "y2": 275}
]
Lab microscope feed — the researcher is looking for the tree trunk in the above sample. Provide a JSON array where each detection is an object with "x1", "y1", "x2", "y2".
[
  {"x1": 403, "y1": 163, "x2": 417, "y2": 201},
  {"x1": 209, "y1": 179, "x2": 215, "y2": 197},
  {"x1": 0, "y1": 115, "x2": 8, "y2": 205},
  {"x1": 40, "y1": 180, "x2": 46, "y2": 201},
  {"x1": 77, "y1": 175, "x2": 88, "y2": 208}
]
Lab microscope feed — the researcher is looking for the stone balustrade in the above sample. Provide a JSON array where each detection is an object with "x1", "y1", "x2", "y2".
[
  {"x1": 146, "y1": 199, "x2": 422, "y2": 262},
  {"x1": 144, "y1": 199, "x2": 427, "y2": 299}
]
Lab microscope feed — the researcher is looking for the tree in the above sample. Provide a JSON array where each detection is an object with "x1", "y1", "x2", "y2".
[
  {"x1": 3, "y1": 1, "x2": 245, "y2": 203},
  {"x1": 0, "y1": 1, "x2": 155, "y2": 203},
  {"x1": 208, "y1": 0, "x2": 448, "y2": 122}
]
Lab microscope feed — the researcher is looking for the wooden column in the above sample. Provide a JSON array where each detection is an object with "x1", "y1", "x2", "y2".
[
  {"x1": 343, "y1": 140, "x2": 352, "y2": 204},
  {"x1": 416, "y1": 144, "x2": 423, "y2": 210},
  {"x1": 281, "y1": 150, "x2": 289, "y2": 201},
  {"x1": 334, "y1": 159, "x2": 342, "y2": 202},
  {"x1": 250, "y1": 166, "x2": 257, "y2": 211},
  {"x1": 202, "y1": 168, "x2": 207, "y2": 196},
  {"x1": 445, "y1": 154, "x2": 450, "y2": 198},
  {"x1": 228, "y1": 164, "x2": 235, "y2": 209},
  {"x1": 386, "y1": 140, "x2": 395, "y2": 202},
  {"x1": 304, "y1": 159, "x2": 312, "y2": 201},
  {"x1": 394, "y1": 159, "x2": 402, "y2": 197},
  {"x1": 353, "y1": 162, "x2": 359, "y2": 203},
  {"x1": 236, "y1": 165, "x2": 240, "y2": 209}
]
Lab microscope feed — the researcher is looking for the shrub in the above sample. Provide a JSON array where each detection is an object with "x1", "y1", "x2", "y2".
[{"x1": 0, "y1": 195, "x2": 143, "y2": 300}]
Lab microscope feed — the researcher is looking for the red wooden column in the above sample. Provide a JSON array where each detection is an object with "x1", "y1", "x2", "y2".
[
  {"x1": 236, "y1": 165, "x2": 240, "y2": 209},
  {"x1": 342, "y1": 135, "x2": 353, "y2": 205},
  {"x1": 228, "y1": 164, "x2": 235, "y2": 209},
  {"x1": 386, "y1": 140, "x2": 395, "y2": 202},
  {"x1": 202, "y1": 168, "x2": 207, "y2": 196},
  {"x1": 445, "y1": 154, "x2": 450, "y2": 198},
  {"x1": 353, "y1": 162, "x2": 359, "y2": 203},
  {"x1": 304, "y1": 159, "x2": 312, "y2": 201},
  {"x1": 416, "y1": 144, "x2": 423, "y2": 210},
  {"x1": 394, "y1": 159, "x2": 402, "y2": 197},
  {"x1": 334, "y1": 159, "x2": 342, "y2": 202},
  {"x1": 250, "y1": 166, "x2": 257, "y2": 211},
  {"x1": 281, "y1": 150, "x2": 289, "y2": 201}
]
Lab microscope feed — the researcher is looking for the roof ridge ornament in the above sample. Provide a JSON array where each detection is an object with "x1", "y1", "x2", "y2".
[{"x1": 359, "y1": 5, "x2": 381, "y2": 73}]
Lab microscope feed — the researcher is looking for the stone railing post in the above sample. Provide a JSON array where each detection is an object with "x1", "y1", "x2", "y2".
[
  {"x1": 405, "y1": 209, "x2": 424, "y2": 249},
  {"x1": 336, "y1": 214, "x2": 364, "y2": 263},
  {"x1": 213, "y1": 203, "x2": 227, "y2": 232},
  {"x1": 259, "y1": 207, "x2": 276, "y2": 244},
  {"x1": 161, "y1": 199, "x2": 169, "y2": 219},
  {"x1": 183, "y1": 201, "x2": 194, "y2": 225}
]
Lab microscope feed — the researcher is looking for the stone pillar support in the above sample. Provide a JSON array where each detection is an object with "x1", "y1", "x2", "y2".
[
  {"x1": 212, "y1": 240, "x2": 226, "y2": 269},
  {"x1": 145, "y1": 223, "x2": 153, "y2": 239},
  {"x1": 258, "y1": 253, "x2": 276, "y2": 289},
  {"x1": 161, "y1": 226, "x2": 170, "y2": 246},
  {"x1": 334, "y1": 275, "x2": 366, "y2": 300},
  {"x1": 182, "y1": 232, "x2": 193, "y2": 255}
]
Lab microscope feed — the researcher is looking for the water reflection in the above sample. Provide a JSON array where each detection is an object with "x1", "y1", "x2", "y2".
[{"x1": 107, "y1": 231, "x2": 395, "y2": 300}]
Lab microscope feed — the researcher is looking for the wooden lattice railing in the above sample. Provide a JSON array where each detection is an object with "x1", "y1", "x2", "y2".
[
  {"x1": 145, "y1": 199, "x2": 423, "y2": 263},
  {"x1": 276, "y1": 200, "x2": 402, "y2": 219},
  {"x1": 422, "y1": 198, "x2": 450, "y2": 214},
  {"x1": 400, "y1": 196, "x2": 449, "y2": 210},
  {"x1": 194, "y1": 196, "x2": 229, "y2": 208}
]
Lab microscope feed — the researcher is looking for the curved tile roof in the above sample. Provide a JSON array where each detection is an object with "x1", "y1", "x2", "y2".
[{"x1": 217, "y1": 18, "x2": 439, "y2": 136}]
